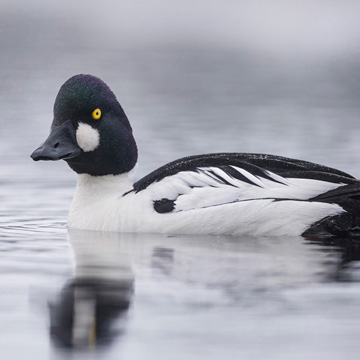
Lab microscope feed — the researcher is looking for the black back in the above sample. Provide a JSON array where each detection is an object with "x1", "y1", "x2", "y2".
[{"x1": 134, "y1": 153, "x2": 356, "y2": 192}]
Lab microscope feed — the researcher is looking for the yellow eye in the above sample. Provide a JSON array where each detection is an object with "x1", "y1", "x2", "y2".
[{"x1": 92, "y1": 108, "x2": 101, "y2": 120}]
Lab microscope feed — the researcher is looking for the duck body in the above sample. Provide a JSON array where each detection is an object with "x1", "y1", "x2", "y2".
[{"x1": 31, "y1": 74, "x2": 360, "y2": 237}]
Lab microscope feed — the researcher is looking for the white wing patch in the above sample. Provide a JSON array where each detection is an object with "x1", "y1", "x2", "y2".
[{"x1": 147, "y1": 166, "x2": 344, "y2": 212}]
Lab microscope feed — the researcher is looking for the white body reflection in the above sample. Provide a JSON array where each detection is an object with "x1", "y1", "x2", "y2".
[{"x1": 50, "y1": 230, "x2": 134, "y2": 349}]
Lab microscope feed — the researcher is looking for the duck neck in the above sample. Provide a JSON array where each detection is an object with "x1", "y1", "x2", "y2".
[{"x1": 70, "y1": 166, "x2": 137, "y2": 211}]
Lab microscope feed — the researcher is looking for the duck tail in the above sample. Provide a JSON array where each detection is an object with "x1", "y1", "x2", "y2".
[{"x1": 303, "y1": 182, "x2": 360, "y2": 237}]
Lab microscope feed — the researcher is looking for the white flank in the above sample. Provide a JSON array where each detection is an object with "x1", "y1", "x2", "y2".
[{"x1": 76, "y1": 123, "x2": 100, "y2": 152}]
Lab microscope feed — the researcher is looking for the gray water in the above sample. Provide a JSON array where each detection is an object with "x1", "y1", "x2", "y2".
[{"x1": 2, "y1": 1, "x2": 360, "y2": 359}]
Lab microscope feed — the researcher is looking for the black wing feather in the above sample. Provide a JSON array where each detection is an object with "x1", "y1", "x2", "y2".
[
  {"x1": 310, "y1": 183, "x2": 360, "y2": 203},
  {"x1": 134, "y1": 153, "x2": 355, "y2": 193}
]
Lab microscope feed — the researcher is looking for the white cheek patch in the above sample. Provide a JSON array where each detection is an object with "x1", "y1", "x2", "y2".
[{"x1": 76, "y1": 123, "x2": 100, "y2": 152}]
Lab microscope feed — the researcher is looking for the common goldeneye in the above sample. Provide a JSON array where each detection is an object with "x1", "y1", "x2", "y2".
[{"x1": 31, "y1": 74, "x2": 360, "y2": 237}]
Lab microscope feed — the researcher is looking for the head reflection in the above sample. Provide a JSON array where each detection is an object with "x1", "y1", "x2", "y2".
[{"x1": 49, "y1": 230, "x2": 134, "y2": 349}]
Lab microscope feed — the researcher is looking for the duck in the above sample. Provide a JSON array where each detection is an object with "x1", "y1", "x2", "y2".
[{"x1": 31, "y1": 74, "x2": 360, "y2": 237}]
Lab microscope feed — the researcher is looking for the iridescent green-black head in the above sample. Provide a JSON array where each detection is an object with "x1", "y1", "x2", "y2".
[{"x1": 31, "y1": 74, "x2": 138, "y2": 176}]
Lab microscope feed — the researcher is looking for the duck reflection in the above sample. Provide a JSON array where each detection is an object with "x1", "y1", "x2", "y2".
[
  {"x1": 49, "y1": 229, "x2": 134, "y2": 349},
  {"x1": 151, "y1": 247, "x2": 174, "y2": 276},
  {"x1": 48, "y1": 230, "x2": 360, "y2": 350},
  {"x1": 305, "y1": 236, "x2": 360, "y2": 282}
]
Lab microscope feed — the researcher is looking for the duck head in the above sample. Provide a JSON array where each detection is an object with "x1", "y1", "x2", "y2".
[{"x1": 31, "y1": 74, "x2": 138, "y2": 176}]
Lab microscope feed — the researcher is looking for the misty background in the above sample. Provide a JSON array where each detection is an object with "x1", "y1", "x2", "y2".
[{"x1": 1, "y1": 0, "x2": 360, "y2": 180}]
